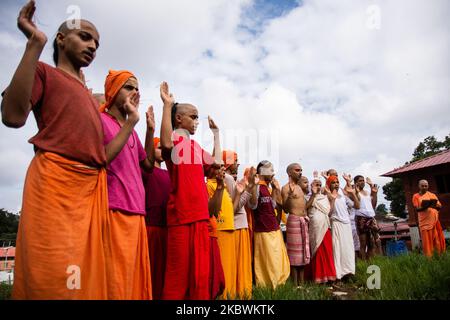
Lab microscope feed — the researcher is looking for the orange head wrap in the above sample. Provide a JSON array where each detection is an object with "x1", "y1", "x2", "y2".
[
  {"x1": 153, "y1": 137, "x2": 160, "y2": 149},
  {"x1": 99, "y1": 69, "x2": 136, "y2": 113},
  {"x1": 326, "y1": 175, "x2": 339, "y2": 189},
  {"x1": 222, "y1": 150, "x2": 237, "y2": 170}
]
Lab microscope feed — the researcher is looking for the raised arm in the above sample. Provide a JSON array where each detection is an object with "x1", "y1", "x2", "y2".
[
  {"x1": 247, "y1": 167, "x2": 258, "y2": 209},
  {"x1": 141, "y1": 106, "x2": 156, "y2": 172},
  {"x1": 105, "y1": 93, "x2": 140, "y2": 165},
  {"x1": 2, "y1": 0, "x2": 48, "y2": 128},
  {"x1": 160, "y1": 82, "x2": 175, "y2": 152},
  {"x1": 232, "y1": 180, "x2": 246, "y2": 213},
  {"x1": 306, "y1": 185, "x2": 319, "y2": 211},
  {"x1": 208, "y1": 116, "x2": 222, "y2": 164},
  {"x1": 271, "y1": 178, "x2": 283, "y2": 207},
  {"x1": 346, "y1": 185, "x2": 360, "y2": 209},
  {"x1": 366, "y1": 177, "x2": 379, "y2": 209},
  {"x1": 324, "y1": 186, "x2": 337, "y2": 217}
]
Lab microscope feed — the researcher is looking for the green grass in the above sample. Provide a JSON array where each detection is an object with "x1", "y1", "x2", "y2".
[
  {"x1": 252, "y1": 251, "x2": 450, "y2": 300},
  {"x1": 1, "y1": 251, "x2": 449, "y2": 300},
  {"x1": 252, "y1": 280, "x2": 333, "y2": 300}
]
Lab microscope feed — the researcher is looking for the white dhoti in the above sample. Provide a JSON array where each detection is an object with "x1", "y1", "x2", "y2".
[{"x1": 331, "y1": 220, "x2": 355, "y2": 280}]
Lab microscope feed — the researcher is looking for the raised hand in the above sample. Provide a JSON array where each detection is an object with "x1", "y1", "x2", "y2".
[
  {"x1": 124, "y1": 92, "x2": 140, "y2": 123},
  {"x1": 271, "y1": 178, "x2": 281, "y2": 191},
  {"x1": 236, "y1": 181, "x2": 246, "y2": 194},
  {"x1": 160, "y1": 81, "x2": 175, "y2": 106},
  {"x1": 248, "y1": 167, "x2": 257, "y2": 187},
  {"x1": 324, "y1": 186, "x2": 337, "y2": 201},
  {"x1": 371, "y1": 183, "x2": 379, "y2": 194},
  {"x1": 146, "y1": 105, "x2": 155, "y2": 131},
  {"x1": 321, "y1": 171, "x2": 329, "y2": 180},
  {"x1": 18, "y1": 1, "x2": 47, "y2": 45},
  {"x1": 366, "y1": 177, "x2": 374, "y2": 187},
  {"x1": 216, "y1": 167, "x2": 225, "y2": 186},
  {"x1": 343, "y1": 173, "x2": 352, "y2": 183},
  {"x1": 344, "y1": 184, "x2": 356, "y2": 195},
  {"x1": 208, "y1": 116, "x2": 219, "y2": 131}
]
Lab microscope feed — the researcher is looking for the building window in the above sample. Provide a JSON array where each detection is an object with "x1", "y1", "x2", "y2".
[{"x1": 435, "y1": 174, "x2": 450, "y2": 194}]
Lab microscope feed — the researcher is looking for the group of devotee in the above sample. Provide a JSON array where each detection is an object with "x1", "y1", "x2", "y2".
[{"x1": 1, "y1": 1, "x2": 447, "y2": 300}]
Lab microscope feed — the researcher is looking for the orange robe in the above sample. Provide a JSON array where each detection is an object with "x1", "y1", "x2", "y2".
[
  {"x1": 104, "y1": 210, "x2": 152, "y2": 300},
  {"x1": 13, "y1": 152, "x2": 109, "y2": 299},
  {"x1": 412, "y1": 192, "x2": 446, "y2": 257}
]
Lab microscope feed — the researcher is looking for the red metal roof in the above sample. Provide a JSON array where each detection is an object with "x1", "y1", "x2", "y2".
[
  {"x1": 0, "y1": 247, "x2": 15, "y2": 258},
  {"x1": 378, "y1": 221, "x2": 410, "y2": 233},
  {"x1": 382, "y1": 149, "x2": 450, "y2": 177}
]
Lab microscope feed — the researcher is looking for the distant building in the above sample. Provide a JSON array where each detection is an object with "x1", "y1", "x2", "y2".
[
  {"x1": 382, "y1": 149, "x2": 450, "y2": 228},
  {"x1": 0, "y1": 247, "x2": 15, "y2": 272}
]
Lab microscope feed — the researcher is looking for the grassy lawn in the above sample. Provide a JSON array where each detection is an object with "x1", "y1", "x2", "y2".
[
  {"x1": 252, "y1": 251, "x2": 450, "y2": 300},
  {"x1": 1, "y1": 251, "x2": 449, "y2": 300}
]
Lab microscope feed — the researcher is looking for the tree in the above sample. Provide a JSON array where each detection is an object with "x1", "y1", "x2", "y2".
[
  {"x1": 0, "y1": 209, "x2": 19, "y2": 242},
  {"x1": 383, "y1": 178, "x2": 406, "y2": 218},
  {"x1": 376, "y1": 204, "x2": 388, "y2": 215},
  {"x1": 410, "y1": 134, "x2": 450, "y2": 162},
  {"x1": 383, "y1": 134, "x2": 450, "y2": 218}
]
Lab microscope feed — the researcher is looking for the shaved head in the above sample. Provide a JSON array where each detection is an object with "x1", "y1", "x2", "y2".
[
  {"x1": 286, "y1": 163, "x2": 301, "y2": 175},
  {"x1": 327, "y1": 169, "x2": 338, "y2": 176},
  {"x1": 176, "y1": 103, "x2": 197, "y2": 115},
  {"x1": 53, "y1": 19, "x2": 99, "y2": 65},
  {"x1": 57, "y1": 19, "x2": 98, "y2": 35},
  {"x1": 171, "y1": 103, "x2": 198, "y2": 134},
  {"x1": 286, "y1": 163, "x2": 302, "y2": 183},
  {"x1": 418, "y1": 179, "x2": 429, "y2": 194}
]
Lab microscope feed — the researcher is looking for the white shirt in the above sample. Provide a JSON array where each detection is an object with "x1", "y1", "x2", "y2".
[{"x1": 354, "y1": 192, "x2": 375, "y2": 218}]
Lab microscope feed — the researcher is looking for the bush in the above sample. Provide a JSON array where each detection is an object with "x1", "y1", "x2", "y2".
[{"x1": 0, "y1": 283, "x2": 12, "y2": 300}]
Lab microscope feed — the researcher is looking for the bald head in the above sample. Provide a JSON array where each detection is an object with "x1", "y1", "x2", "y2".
[
  {"x1": 299, "y1": 175, "x2": 309, "y2": 194},
  {"x1": 57, "y1": 19, "x2": 97, "y2": 34},
  {"x1": 286, "y1": 163, "x2": 302, "y2": 182},
  {"x1": 327, "y1": 169, "x2": 338, "y2": 177},
  {"x1": 171, "y1": 103, "x2": 199, "y2": 134},
  {"x1": 286, "y1": 163, "x2": 301, "y2": 174},
  {"x1": 418, "y1": 179, "x2": 429, "y2": 194},
  {"x1": 176, "y1": 103, "x2": 197, "y2": 115}
]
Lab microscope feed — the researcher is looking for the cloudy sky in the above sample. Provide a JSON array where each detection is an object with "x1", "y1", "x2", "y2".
[{"x1": 0, "y1": 0, "x2": 449, "y2": 213}]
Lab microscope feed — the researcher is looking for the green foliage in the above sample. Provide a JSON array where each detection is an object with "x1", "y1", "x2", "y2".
[
  {"x1": 352, "y1": 252, "x2": 450, "y2": 300},
  {"x1": 0, "y1": 283, "x2": 12, "y2": 300},
  {"x1": 382, "y1": 178, "x2": 406, "y2": 217},
  {"x1": 251, "y1": 251, "x2": 450, "y2": 300},
  {"x1": 0, "y1": 209, "x2": 19, "y2": 241},
  {"x1": 375, "y1": 204, "x2": 388, "y2": 215},
  {"x1": 382, "y1": 134, "x2": 450, "y2": 219},
  {"x1": 252, "y1": 280, "x2": 333, "y2": 300},
  {"x1": 411, "y1": 134, "x2": 450, "y2": 163}
]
